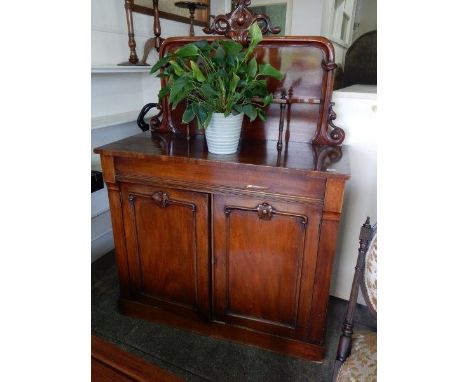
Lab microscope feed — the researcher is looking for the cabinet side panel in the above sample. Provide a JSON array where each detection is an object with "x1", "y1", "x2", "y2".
[
  {"x1": 309, "y1": 178, "x2": 346, "y2": 344},
  {"x1": 101, "y1": 155, "x2": 131, "y2": 298}
]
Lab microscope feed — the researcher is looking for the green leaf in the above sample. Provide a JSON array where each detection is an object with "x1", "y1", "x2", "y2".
[
  {"x1": 214, "y1": 46, "x2": 225, "y2": 65},
  {"x1": 182, "y1": 104, "x2": 195, "y2": 123},
  {"x1": 169, "y1": 75, "x2": 192, "y2": 107},
  {"x1": 257, "y1": 108, "x2": 266, "y2": 122},
  {"x1": 263, "y1": 94, "x2": 273, "y2": 106},
  {"x1": 169, "y1": 60, "x2": 184, "y2": 76},
  {"x1": 158, "y1": 85, "x2": 170, "y2": 100},
  {"x1": 200, "y1": 83, "x2": 218, "y2": 97},
  {"x1": 190, "y1": 60, "x2": 206, "y2": 82},
  {"x1": 220, "y1": 40, "x2": 243, "y2": 56},
  {"x1": 249, "y1": 23, "x2": 263, "y2": 48},
  {"x1": 258, "y1": 63, "x2": 283, "y2": 80},
  {"x1": 233, "y1": 104, "x2": 243, "y2": 114},
  {"x1": 194, "y1": 40, "x2": 209, "y2": 50},
  {"x1": 229, "y1": 73, "x2": 240, "y2": 94},
  {"x1": 243, "y1": 104, "x2": 257, "y2": 121},
  {"x1": 197, "y1": 104, "x2": 209, "y2": 128},
  {"x1": 174, "y1": 43, "x2": 199, "y2": 58},
  {"x1": 150, "y1": 56, "x2": 170, "y2": 74},
  {"x1": 247, "y1": 58, "x2": 257, "y2": 78},
  {"x1": 204, "y1": 111, "x2": 213, "y2": 128}
]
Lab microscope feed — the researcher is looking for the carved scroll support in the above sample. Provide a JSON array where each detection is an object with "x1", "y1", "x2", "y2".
[
  {"x1": 203, "y1": 0, "x2": 280, "y2": 46},
  {"x1": 313, "y1": 101, "x2": 345, "y2": 146},
  {"x1": 312, "y1": 60, "x2": 345, "y2": 145},
  {"x1": 311, "y1": 145, "x2": 343, "y2": 172},
  {"x1": 137, "y1": 103, "x2": 164, "y2": 132}
]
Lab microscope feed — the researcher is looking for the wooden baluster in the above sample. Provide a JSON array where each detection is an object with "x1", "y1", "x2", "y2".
[
  {"x1": 121, "y1": 0, "x2": 139, "y2": 65},
  {"x1": 277, "y1": 90, "x2": 287, "y2": 152}
]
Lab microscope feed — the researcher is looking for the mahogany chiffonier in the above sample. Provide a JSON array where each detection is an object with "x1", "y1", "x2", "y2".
[{"x1": 95, "y1": 3, "x2": 350, "y2": 362}]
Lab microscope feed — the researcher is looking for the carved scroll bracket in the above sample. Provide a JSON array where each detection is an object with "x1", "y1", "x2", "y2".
[
  {"x1": 137, "y1": 103, "x2": 163, "y2": 132},
  {"x1": 313, "y1": 101, "x2": 345, "y2": 146},
  {"x1": 312, "y1": 145, "x2": 343, "y2": 171},
  {"x1": 203, "y1": 0, "x2": 280, "y2": 46},
  {"x1": 327, "y1": 102, "x2": 346, "y2": 143}
]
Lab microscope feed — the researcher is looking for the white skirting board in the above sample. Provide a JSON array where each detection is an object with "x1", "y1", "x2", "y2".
[
  {"x1": 91, "y1": 228, "x2": 114, "y2": 262},
  {"x1": 91, "y1": 195, "x2": 114, "y2": 262}
]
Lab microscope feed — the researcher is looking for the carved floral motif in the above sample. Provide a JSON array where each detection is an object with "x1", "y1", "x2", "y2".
[{"x1": 203, "y1": 0, "x2": 280, "y2": 45}]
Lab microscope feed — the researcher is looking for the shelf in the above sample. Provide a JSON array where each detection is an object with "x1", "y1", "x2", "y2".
[
  {"x1": 92, "y1": 110, "x2": 140, "y2": 130},
  {"x1": 333, "y1": 85, "x2": 377, "y2": 100},
  {"x1": 91, "y1": 65, "x2": 152, "y2": 74}
]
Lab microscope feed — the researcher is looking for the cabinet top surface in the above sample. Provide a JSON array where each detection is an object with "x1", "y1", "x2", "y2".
[{"x1": 95, "y1": 133, "x2": 350, "y2": 178}]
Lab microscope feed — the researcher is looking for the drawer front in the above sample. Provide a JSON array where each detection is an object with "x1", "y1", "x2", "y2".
[
  {"x1": 115, "y1": 157, "x2": 326, "y2": 201},
  {"x1": 120, "y1": 183, "x2": 210, "y2": 319},
  {"x1": 212, "y1": 194, "x2": 323, "y2": 340}
]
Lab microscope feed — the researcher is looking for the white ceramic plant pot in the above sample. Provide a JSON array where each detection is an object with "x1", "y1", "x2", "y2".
[{"x1": 205, "y1": 112, "x2": 244, "y2": 154}]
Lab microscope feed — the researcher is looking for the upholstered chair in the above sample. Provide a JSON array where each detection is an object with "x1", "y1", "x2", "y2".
[{"x1": 331, "y1": 217, "x2": 377, "y2": 382}]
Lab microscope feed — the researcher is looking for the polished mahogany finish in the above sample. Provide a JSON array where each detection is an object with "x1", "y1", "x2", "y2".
[
  {"x1": 95, "y1": 133, "x2": 349, "y2": 361},
  {"x1": 97, "y1": 2, "x2": 348, "y2": 360},
  {"x1": 156, "y1": 36, "x2": 343, "y2": 146},
  {"x1": 213, "y1": 194, "x2": 322, "y2": 340},
  {"x1": 146, "y1": 1, "x2": 343, "y2": 145},
  {"x1": 121, "y1": 183, "x2": 210, "y2": 320}
]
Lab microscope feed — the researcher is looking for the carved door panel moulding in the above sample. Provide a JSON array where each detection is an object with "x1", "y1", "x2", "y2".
[
  {"x1": 213, "y1": 194, "x2": 323, "y2": 340},
  {"x1": 122, "y1": 184, "x2": 210, "y2": 319}
]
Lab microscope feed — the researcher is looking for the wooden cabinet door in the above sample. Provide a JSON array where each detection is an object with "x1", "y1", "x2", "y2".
[
  {"x1": 212, "y1": 195, "x2": 322, "y2": 340},
  {"x1": 121, "y1": 183, "x2": 210, "y2": 320}
]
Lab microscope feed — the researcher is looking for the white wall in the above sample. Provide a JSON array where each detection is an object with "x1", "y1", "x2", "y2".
[
  {"x1": 290, "y1": 0, "x2": 323, "y2": 35},
  {"x1": 91, "y1": 0, "x2": 214, "y2": 66},
  {"x1": 330, "y1": 85, "x2": 377, "y2": 303},
  {"x1": 91, "y1": 0, "x2": 220, "y2": 261},
  {"x1": 353, "y1": 0, "x2": 377, "y2": 42}
]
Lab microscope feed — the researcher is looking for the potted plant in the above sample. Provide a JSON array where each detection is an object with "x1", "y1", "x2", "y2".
[{"x1": 151, "y1": 23, "x2": 283, "y2": 154}]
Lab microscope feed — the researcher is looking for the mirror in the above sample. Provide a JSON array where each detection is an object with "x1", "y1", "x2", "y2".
[{"x1": 133, "y1": 0, "x2": 211, "y2": 27}]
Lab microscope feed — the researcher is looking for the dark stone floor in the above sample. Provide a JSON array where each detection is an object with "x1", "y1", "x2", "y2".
[{"x1": 92, "y1": 251, "x2": 375, "y2": 382}]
